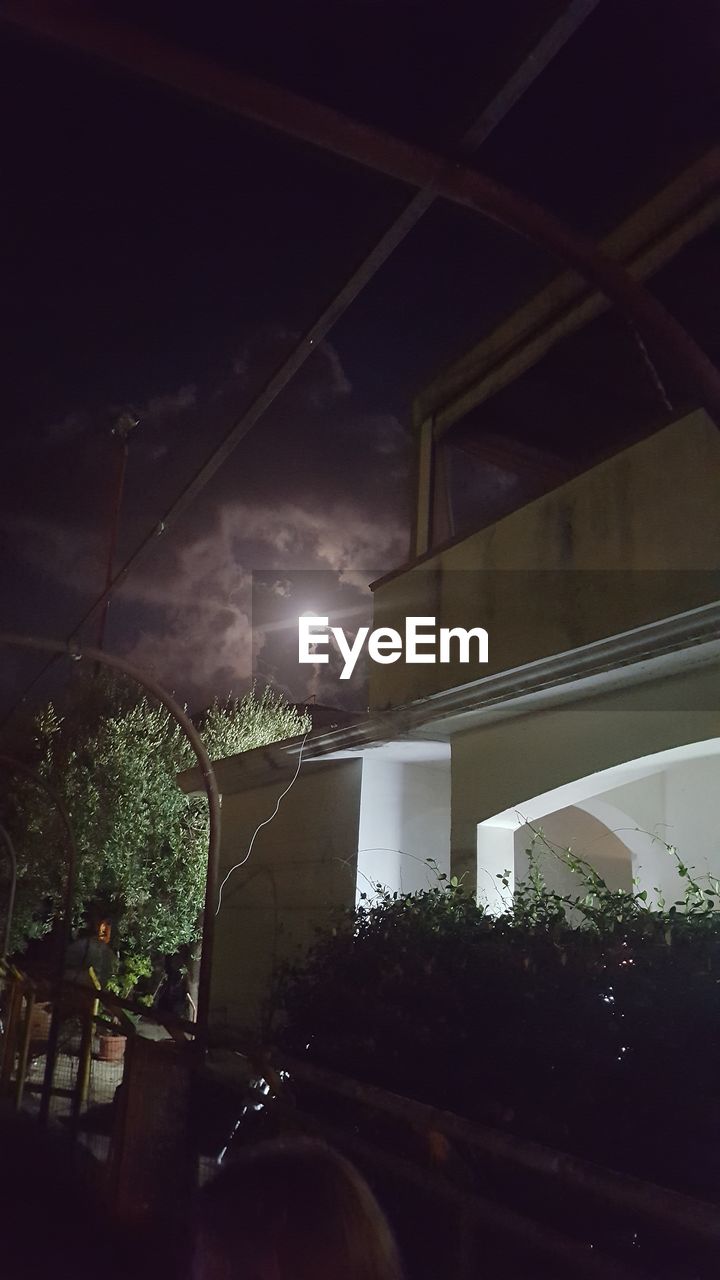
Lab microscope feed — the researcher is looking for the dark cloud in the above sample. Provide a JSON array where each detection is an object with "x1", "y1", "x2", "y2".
[{"x1": 2, "y1": 336, "x2": 408, "y2": 712}]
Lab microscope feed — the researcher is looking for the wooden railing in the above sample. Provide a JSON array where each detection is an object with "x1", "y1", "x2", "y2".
[{"x1": 0, "y1": 964, "x2": 196, "y2": 1132}]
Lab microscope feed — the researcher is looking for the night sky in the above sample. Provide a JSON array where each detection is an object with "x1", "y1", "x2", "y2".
[{"x1": 1, "y1": 0, "x2": 718, "y2": 719}]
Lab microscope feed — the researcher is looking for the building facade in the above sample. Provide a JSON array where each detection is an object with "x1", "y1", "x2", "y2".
[
  {"x1": 179, "y1": 409, "x2": 720, "y2": 1033},
  {"x1": 178, "y1": 160, "x2": 720, "y2": 1032}
]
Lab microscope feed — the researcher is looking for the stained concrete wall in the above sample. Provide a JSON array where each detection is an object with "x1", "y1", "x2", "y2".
[
  {"x1": 370, "y1": 412, "x2": 720, "y2": 711},
  {"x1": 210, "y1": 758, "x2": 362, "y2": 1034}
]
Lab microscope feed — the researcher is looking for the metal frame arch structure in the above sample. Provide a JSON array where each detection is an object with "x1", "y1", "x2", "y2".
[{"x1": 1, "y1": 2, "x2": 718, "y2": 415}]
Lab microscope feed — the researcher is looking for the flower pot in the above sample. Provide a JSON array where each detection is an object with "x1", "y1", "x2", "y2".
[
  {"x1": 97, "y1": 1033, "x2": 126, "y2": 1062},
  {"x1": 29, "y1": 1003, "x2": 52, "y2": 1043}
]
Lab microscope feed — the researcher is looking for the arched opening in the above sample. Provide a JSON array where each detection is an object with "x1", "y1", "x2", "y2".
[{"x1": 477, "y1": 737, "x2": 720, "y2": 911}]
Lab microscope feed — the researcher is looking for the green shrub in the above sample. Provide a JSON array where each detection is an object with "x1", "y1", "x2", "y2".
[{"x1": 277, "y1": 837, "x2": 720, "y2": 1196}]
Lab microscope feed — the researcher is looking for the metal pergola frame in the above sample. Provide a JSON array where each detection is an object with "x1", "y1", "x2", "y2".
[
  {"x1": 0, "y1": 0, "x2": 609, "y2": 725},
  {"x1": 3, "y1": 2, "x2": 718, "y2": 407},
  {"x1": 1, "y1": 1, "x2": 718, "y2": 1050},
  {"x1": 2, "y1": 2, "x2": 719, "y2": 603},
  {"x1": 410, "y1": 148, "x2": 720, "y2": 553}
]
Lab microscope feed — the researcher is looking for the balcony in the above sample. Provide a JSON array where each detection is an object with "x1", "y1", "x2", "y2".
[{"x1": 370, "y1": 411, "x2": 720, "y2": 711}]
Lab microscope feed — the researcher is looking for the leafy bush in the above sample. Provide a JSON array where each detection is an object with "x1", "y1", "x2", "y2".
[
  {"x1": 278, "y1": 839, "x2": 720, "y2": 1196},
  {"x1": 106, "y1": 953, "x2": 153, "y2": 1002}
]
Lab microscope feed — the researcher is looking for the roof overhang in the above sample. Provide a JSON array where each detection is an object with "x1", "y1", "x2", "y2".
[{"x1": 178, "y1": 598, "x2": 720, "y2": 796}]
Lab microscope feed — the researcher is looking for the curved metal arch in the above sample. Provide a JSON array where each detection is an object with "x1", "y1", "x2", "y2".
[
  {"x1": 0, "y1": 633, "x2": 221, "y2": 1055},
  {"x1": 1, "y1": 3, "x2": 718, "y2": 415}
]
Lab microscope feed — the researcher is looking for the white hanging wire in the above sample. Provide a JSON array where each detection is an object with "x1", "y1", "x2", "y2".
[{"x1": 215, "y1": 728, "x2": 311, "y2": 916}]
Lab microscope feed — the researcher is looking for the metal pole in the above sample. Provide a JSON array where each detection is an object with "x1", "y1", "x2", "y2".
[
  {"x1": 69, "y1": 989, "x2": 95, "y2": 1137},
  {"x1": 97, "y1": 412, "x2": 138, "y2": 653},
  {"x1": 0, "y1": 821, "x2": 17, "y2": 961},
  {"x1": 0, "y1": 977, "x2": 22, "y2": 1094},
  {"x1": 39, "y1": 1006, "x2": 61, "y2": 1123},
  {"x1": 13, "y1": 984, "x2": 34, "y2": 1109},
  {"x1": 0, "y1": 634, "x2": 221, "y2": 1057},
  {"x1": 97, "y1": 436, "x2": 128, "y2": 652}
]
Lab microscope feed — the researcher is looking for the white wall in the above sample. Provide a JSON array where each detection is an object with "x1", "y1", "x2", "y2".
[
  {"x1": 664, "y1": 757, "x2": 720, "y2": 885},
  {"x1": 478, "y1": 806, "x2": 633, "y2": 915},
  {"x1": 593, "y1": 757, "x2": 720, "y2": 904},
  {"x1": 514, "y1": 806, "x2": 633, "y2": 896},
  {"x1": 581, "y1": 777, "x2": 675, "y2": 903},
  {"x1": 357, "y1": 756, "x2": 451, "y2": 900},
  {"x1": 476, "y1": 824, "x2": 515, "y2": 912}
]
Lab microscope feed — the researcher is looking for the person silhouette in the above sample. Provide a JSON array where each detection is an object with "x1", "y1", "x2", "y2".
[{"x1": 194, "y1": 1137, "x2": 403, "y2": 1280}]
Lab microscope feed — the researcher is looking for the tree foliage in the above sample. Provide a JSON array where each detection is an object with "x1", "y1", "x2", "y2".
[{"x1": 1, "y1": 679, "x2": 309, "y2": 964}]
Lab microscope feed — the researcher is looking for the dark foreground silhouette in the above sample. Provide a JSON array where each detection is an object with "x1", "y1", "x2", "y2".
[{"x1": 194, "y1": 1137, "x2": 404, "y2": 1280}]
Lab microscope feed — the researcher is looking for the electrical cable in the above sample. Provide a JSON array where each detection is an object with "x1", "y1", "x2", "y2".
[{"x1": 215, "y1": 728, "x2": 310, "y2": 916}]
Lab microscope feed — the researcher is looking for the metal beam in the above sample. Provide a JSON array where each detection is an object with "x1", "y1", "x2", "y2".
[
  {"x1": 3, "y1": 0, "x2": 720, "y2": 417},
  {"x1": 448, "y1": 428, "x2": 579, "y2": 480},
  {"x1": 413, "y1": 417, "x2": 435, "y2": 557},
  {"x1": 417, "y1": 151, "x2": 720, "y2": 436},
  {"x1": 1, "y1": 0, "x2": 600, "y2": 721}
]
